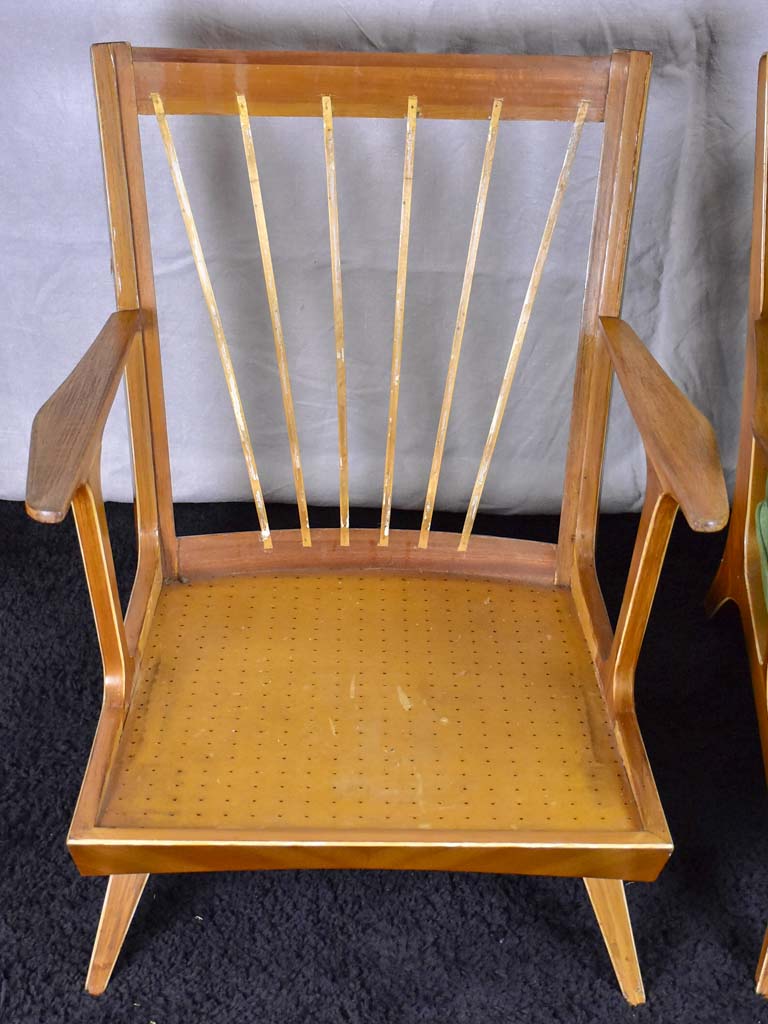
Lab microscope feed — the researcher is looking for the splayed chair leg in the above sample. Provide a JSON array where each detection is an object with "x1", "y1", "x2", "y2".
[
  {"x1": 756, "y1": 923, "x2": 768, "y2": 995},
  {"x1": 705, "y1": 557, "x2": 734, "y2": 619},
  {"x1": 584, "y1": 877, "x2": 645, "y2": 1005},
  {"x1": 85, "y1": 873, "x2": 149, "y2": 995}
]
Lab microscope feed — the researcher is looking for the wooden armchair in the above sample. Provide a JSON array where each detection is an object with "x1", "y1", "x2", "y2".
[
  {"x1": 26, "y1": 44, "x2": 728, "y2": 1003},
  {"x1": 707, "y1": 54, "x2": 768, "y2": 995}
]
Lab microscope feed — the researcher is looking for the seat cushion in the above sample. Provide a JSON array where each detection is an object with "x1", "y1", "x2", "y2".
[{"x1": 98, "y1": 573, "x2": 638, "y2": 835}]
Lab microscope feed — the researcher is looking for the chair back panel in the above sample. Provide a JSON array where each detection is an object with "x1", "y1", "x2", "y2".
[{"x1": 93, "y1": 45, "x2": 651, "y2": 560}]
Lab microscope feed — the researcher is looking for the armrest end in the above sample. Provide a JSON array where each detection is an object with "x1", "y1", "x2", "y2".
[
  {"x1": 25, "y1": 310, "x2": 142, "y2": 523},
  {"x1": 599, "y1": 316, "x2": 729, "y2": 532},
  {"x1": 25, "y1": 501, "x2": 67, "y2": 526}
]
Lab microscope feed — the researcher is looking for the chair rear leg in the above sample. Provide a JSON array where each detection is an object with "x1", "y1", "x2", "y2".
[
  {"x1": 583, "y1": 877, "x2": 645, "y2": 1005},
  {"x1": 85, "y1": 873, "x2": 149, "y2": 995},
  {"x1": 704, "y1": 556, "x2": 734, "y2": 618},
  {"x1": 756, "y1": 923, "x2": 768, "y2": 995}
]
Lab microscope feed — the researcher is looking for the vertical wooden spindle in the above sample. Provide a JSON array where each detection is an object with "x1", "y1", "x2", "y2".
[
  {"x1": 237, "y1": 94, "x2": 311, "y2": 546},
  {"x1": 380, "y1": 95, "x2": 418, "y2": 546},
  {"x1": 419, "y1": 98, "x2": 503, "y2": 548},
  {"x1": 459, "y1": 100, "x2": 589, "y2": 550},
  {"x1": 152, "y1": 93, "x2": 272, "y2": 548},
  {"x1": 322, "y1": 95, "x2": 350, "y2": 546}
]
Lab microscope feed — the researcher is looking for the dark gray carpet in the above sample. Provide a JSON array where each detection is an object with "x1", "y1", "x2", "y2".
[{"x1": 2, "y1": 499, "x2": 767, "y2": 1023}]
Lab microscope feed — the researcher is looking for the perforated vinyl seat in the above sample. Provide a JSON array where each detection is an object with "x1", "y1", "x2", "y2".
[{"x1": 99, "y1": 572, "x2": 636, "y2": 836}]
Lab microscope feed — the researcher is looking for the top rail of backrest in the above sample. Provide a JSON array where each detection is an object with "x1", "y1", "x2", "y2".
[{"x1": 130, "y1": 47, "x2": 612, "y2": 120}]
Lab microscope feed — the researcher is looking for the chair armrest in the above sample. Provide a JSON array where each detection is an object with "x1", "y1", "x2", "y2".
[
  {"x1": 598, "y1": 316, "x2": 728, "y2": 532},
  {"x1": 25, "y1": 310, "x2": 143, "y2": 524},
  {"x1": 752, "y1": 317, "x2": 768, "y2": 459}
]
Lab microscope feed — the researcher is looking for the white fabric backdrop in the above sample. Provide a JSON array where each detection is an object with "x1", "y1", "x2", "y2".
[{"x1": 3, "y1": 0, "x2": 767, "y2": 515}]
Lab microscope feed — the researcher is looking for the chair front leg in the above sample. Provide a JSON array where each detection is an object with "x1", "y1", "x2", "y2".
[
  {"x1": 85, "y1": 874, "x2": 149, "y2": 994},
  {"x1": 584, "y1": 877, "x2": 645, "y2": 1004}
]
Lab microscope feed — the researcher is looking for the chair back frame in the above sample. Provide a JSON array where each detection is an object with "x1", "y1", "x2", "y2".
[{"x1": 91, "y1": 45, "x2": 651, "y2": 664}]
